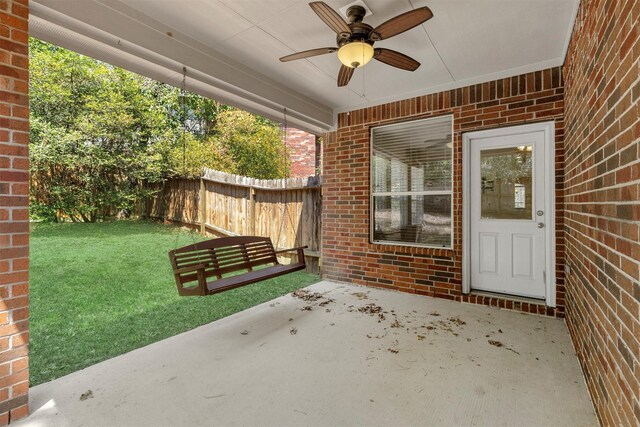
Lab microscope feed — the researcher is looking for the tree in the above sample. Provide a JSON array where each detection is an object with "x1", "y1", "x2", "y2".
[
  {"x1": 29, "y1": 40, "x2": 170, "y2": 221},
  {"x1": 29, "y1": 39, "x2": 290, "y2": 221},
  {"x1": 213, "y1": 110, "x2": 289, "y2": 179}
]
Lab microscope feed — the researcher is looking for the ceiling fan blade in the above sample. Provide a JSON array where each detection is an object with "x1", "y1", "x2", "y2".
[
  {"x1": 374, "y1": 48, "x2": 420, "y2": 71},
  {"x1": 370, "y1": 7, "x2": 433, "y2": 41},
  {"x1": 337, "y1": 65, "x2": 354, "y2": 87},
  {"x1": 280, "y1": 47, "x2": 337, "y2": 62},
  {"x1": 309, "y1": 2, "x2": 351, "y2": 36}
]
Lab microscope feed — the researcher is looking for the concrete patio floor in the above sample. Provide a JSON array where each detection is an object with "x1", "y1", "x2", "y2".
[{"x1": 18, "y1": 280, "x2": 596, "y2": 427}]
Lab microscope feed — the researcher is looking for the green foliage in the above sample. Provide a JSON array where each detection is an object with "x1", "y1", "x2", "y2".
[
  {"x1": 29, "y1": 40, "x2": 169, "y2": 221},
  {"x1": 167, "y1": 131, "x2": 234, "y2": 178},
  {"x1": 213, "y1": 110, "x2": 289, "y2": 179},
  {"x1": 29, "y1": 39, "x2": 290, "y2": 221},
  {"x1": 29, "y1": 221, "x2": 320, "y2": 385}
]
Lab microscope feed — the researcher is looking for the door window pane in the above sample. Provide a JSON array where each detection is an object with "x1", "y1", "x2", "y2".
[{"x1": 480, "y1": 146, "x2": 532, "y2": 219}]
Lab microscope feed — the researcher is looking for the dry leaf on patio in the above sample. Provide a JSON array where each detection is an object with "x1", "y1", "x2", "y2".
[
  {"x1": 80, "y1": 390, "x2": 94, "y2": 401},
  {"x1": 358, "y1": 303, "x2": 383, "y2": 315},
  {"x1": 352, "y1": 292, "x2": 369, "y2": 300},
  {"x1": 448, "y1": 317, "x2": 466, "y2": 326},
  {"x1": 390, "y1": 319, "x2": 403, "y2": 328},
  {"x1": 292, "y1": 289, "x2": 323, "y2": 302}
]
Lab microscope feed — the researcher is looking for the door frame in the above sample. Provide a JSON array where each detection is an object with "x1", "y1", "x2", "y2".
[{"x1": 462, "y1": 121, "x2": 556, "y2": 307}]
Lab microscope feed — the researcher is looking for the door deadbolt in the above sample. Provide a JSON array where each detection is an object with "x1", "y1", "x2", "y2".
[{"x1": 536, "y1": 210, "x2": 544, "y2": 216}]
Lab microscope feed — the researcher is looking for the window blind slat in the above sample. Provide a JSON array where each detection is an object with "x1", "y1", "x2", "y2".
[{"x1": 371, "y1": 116, "x2": 453, "y2": 249}]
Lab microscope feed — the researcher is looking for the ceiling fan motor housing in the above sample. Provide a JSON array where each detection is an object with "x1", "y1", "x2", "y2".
[
  {"x1": 346, "y1": 5, "x2": 366, "y2": 23},
  {"x1": 337, "y1": 5, "x2": 375, "y2": 47}
]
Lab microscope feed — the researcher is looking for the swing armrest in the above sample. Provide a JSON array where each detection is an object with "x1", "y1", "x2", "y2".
[
  {"x1": 173, "y1": 264, "x2": 208, "y2": 296},
  {"x1": 274, "y1": 246, "x2": 308, "y2": 255},
  {"x1": 174, "y1": 264, "x2": 208, "y2": 275},
  {"x1": 275, "y1": 246, "x2": 308, "y2": 264}
]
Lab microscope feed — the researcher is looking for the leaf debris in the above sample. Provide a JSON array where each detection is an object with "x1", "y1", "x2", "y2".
[{"x1": 80, "y1": 390, "x2": 94, "y2": 401}]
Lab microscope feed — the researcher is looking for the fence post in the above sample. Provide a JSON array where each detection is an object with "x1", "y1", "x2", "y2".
[
  {"x1": 161, "y1": 181, "x2": 167, "y2": 222},
  {"x1": 199, "y1": 178, "x2": 207, "y2": 235},
  {"x1": 249, "y1": 186, "x2": 256, "y2": 235}
]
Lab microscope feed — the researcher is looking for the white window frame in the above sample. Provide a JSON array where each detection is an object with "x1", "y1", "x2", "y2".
[{"x1": 369, "y1": 115, "x2": 454, "y2": 249}]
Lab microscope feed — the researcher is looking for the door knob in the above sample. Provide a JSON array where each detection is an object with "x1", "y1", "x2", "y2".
[{"x1": 537, "y1": 223, "x2": 544, "y2": 228}]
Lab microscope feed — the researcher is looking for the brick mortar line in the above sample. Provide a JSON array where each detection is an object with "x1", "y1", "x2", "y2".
[
  {"x1": 565, "y1": 114, "x2": 640, "y2": 153},
  {"x1": 564, "y1": 221, "x2": 638, "y2": 241},
  {"x1": 563, "y1": 312, "x2": 617, "y2": 426},
  {"x1": 564, "y1": 198, "x2": 640, "y2": 206},
  {"x1": 0, "y1": 113, "x2": 28, "y2": 120},
  {"x1": 563, "y1": 235, "x2": 639, "y2": 300},
  {"x1": 565, "y1": 212, "x2": 639, "y2": 237},
  {"x1": 564, "y1": 68, "x2": 640, "y2": 140},
  {"x1": 564, "y1": 281, "x2": 639, "y2": 381},
  {"x1": 0, "y1": 142, "x2": 29, "y2": 148},
  {"x1": 563, "y1": 120, "x2": 640, "y2": 158},
  {"x1": 563, "y1": 242, "x2": 637, "y2": 285},
  {"x1": 579, "y1": 327, "x2": 640, "y2": 403},
  {"x1": 0, "y1": 88, "x2": 29, "y2": 98},
  {"x1": 566, "y1": 53, "x2": 639, "y2": 92},
  {"x1": 563, "y1": 161, "x2": 640, "y2": 188},
  {"x1": 562, "y1": 228, "x2": 640, "y2": 259}
]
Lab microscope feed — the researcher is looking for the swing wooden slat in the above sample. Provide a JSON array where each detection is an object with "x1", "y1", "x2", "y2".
[{"x1": 168, "y1": 236, "x2": 307, "y2": 296}]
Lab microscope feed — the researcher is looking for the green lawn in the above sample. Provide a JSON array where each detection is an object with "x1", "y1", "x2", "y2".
[{"x1": 30, "y1": 221, "x2": 320, "y2": 385}]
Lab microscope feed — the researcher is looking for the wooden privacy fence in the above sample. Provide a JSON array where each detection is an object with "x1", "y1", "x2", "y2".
[{"x1": 144, "y1": 168, "x2": 322, "y2": 273}]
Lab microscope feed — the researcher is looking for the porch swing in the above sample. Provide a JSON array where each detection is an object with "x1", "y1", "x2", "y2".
[{"x1": 168, "y1": 67, "x2": 306, "y2": 297}]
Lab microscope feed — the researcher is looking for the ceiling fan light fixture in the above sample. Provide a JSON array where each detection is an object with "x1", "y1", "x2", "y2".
[
  {"x1": 280, "y1": 2, "x2": 432, "y2": 86},
  {"x1": 338, "y1": 41, "x2": 374, "y2": 68}
]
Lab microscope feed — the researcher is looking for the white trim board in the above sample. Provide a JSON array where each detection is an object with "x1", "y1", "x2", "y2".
[{"x1": 462, "y1": 122, "x2": 556, "y2": 307}]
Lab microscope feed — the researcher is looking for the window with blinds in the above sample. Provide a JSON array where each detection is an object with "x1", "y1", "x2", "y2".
[{"x1": 371, "y1": 115, "x2": 453, "y2": 248}]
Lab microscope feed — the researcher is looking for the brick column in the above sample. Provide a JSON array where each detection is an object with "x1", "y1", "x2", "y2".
[
  {"x1": 284, "y1": 128, "x2": 317, "y2": 178},
  {"x1": 0, "y1": 0, "x2": 30, "y2": 424}
]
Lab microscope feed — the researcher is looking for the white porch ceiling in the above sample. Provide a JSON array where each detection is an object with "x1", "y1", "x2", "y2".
[{"x1": 29, "y1": 0, "x2": 578, "y2": 133}]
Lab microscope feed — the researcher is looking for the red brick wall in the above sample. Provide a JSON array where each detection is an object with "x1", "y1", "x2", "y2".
[
  {"x1": 322, "y1": 67, "x2": 565, "y2": 316},
  {"x1": 562, "y1": 0, "x2": 639, "y2": 425},
  {"x1": 0, "y1": 0, "x2": 29, "y2": 424},
  {"x1": 284, "y1": 127, "x2": 317, "y2": 178}
]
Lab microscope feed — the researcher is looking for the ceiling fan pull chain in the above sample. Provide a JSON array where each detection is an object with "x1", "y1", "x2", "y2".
[{"x1": 361, "y1": 44, "x2": 366, "y2": 98}]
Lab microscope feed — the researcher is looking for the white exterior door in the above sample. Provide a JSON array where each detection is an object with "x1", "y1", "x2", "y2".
[{"x1": 468, "y1": 128, "x2": 547, "y2": 299}]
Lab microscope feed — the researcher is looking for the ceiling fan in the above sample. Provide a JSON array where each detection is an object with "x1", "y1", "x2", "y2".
[{"x1": 279, "y1": 1, "x2": 433, "y2": 87}]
